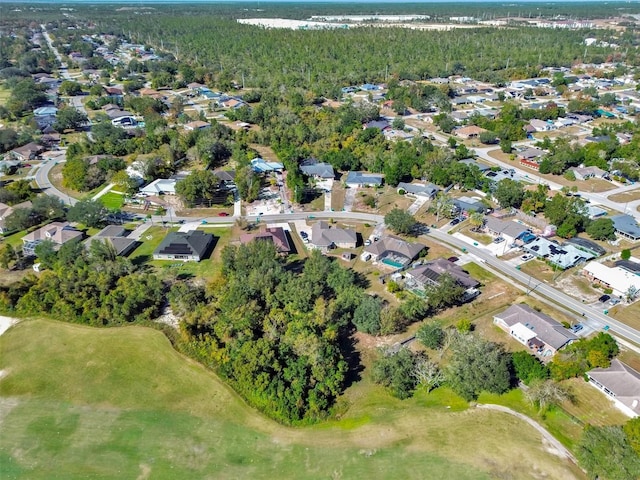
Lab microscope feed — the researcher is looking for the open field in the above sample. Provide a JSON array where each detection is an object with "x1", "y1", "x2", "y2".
[
  {"x1": 609, "y1": 188, "x2": 640, "y2": 204},
  {"x1": 559, "y1": 378, "x2": 628, "y2": 427},
  {"x1": 0, "y1": 319, "x2": 584, "y2": 480}
]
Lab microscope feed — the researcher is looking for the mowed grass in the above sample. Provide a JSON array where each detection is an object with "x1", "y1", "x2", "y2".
[
  {"x1": 98, "y1": 191, "x2": 124, "y2": 210},
  {"x1": 0, "y1": 319, "x2": 584, "y2": 480}
]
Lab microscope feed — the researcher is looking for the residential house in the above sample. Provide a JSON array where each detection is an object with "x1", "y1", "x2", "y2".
[
  {"x1": 363, "y1": 235, "x2": 425, "y2": 268},
  {"x1": 453, "y1": 125, "x2": 488, "y2": 140},
  {"x1": 310, "y1": 222, "x2": 357, "y2": 250},
  {"x1": 588, "y1": 359, "x2": 640, "y2": 418},
  {"x1": 300, "y1": 159, "x2": 335, "y2": 179},
  {"x1": 240, "y1": 227, "x2": 292, "y2": 255},
  {"x1": 220, "y1": 98, "x2": 248, "y2": 109},
  {"x1": 610, "y1": 215, "x2": 640, "y2": 241},
  {"x1": 33, "y1": 106, "x2": 58, "y2": 118},
  {"x1": 153, "y1": 230, "x2": 214, "y2": 262},
  {"x1": 363, "y1": 119, "x2": 390, "y2": 131},
  {"x1": 0, "y1": 159, "x2": 22, "y2": 176},
  {"x1": 384, "y1": 129, "x2": 414, "y2": 142},
  {"x1": 493, "y1": 304, "x2": 577, "y2": 357},
  {"x1": 21, "y1": 222, "x2": 83, "y2": 257},
  {"x1": 483, "y1": 216, "x2": 529, "y2": 245},
  {"x1": 251, "y1": 158, "x2": 284, "y2": 174},
  {"x1": 529, "y1": 119, "x2": 555, "y2": 132},
  {"x1": 405, "y1": 258, "x2": 479, "y2": 291},
  {"x1": 397, "y1": 182, "x2": 439, "y2": 199},
  {"x1": 345, "y1": 171, "x2": 383, "y2": 188},
  {"x1": 459, "y1": 158, "x2": 492, "y2": 173},
  {"x1": 569, "y1": 166, "x2": 607, "y2": 181},
  {"x1": 587, "y1": 205, "x2": 608, "y2": 219},
  {"x1": 104, "y1": 86, "x2": 124, "y2": 100},
  {"x1": 86, "y1": 225, "x2": 138, "y2": 257},
  {"x1": 213, "y1": 169, "x2": 236, "y2": 183},
  {"x1": 616, "y1": 259, "x2": 640, "y2": 275},
  {"x1": 0, "y1": 201, "x2": 32, "y2": 234},
  {"x1": 564, "y1": 237, "x2": 606, "y2": 257},
  {"x1": 518, "y1": 147, "x2": 546, "y2": 170},
  {"x1": 184, "y1": 120, "x2": 210, "y2": 131},
  {"x1": 11, "y1": 142, "x2": 45, "y2": 162},
  {"x1": 140, "y1": 178, "x2": 178, "y2": 196},
  {"x1": 583, "y1": 262, "x2": 640, "y2": 299},
  {"x1": 452, "y1": 196, "x2": 487, "y2": 214},
  {"x1": 521, "y1": 237, "x2": 595, "y2": 269}
]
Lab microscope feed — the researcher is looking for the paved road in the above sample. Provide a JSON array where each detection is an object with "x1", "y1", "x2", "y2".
[
  {"x1": 426, "y1": 228, "x2": 640, "y2": 345},
  {"x1": 34, "y1": 155, "x2": 77, "y2": 206}
]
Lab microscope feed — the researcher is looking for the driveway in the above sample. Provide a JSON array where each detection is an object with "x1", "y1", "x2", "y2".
[{"x1": 343, "y1": 187, "x2": 357, "y2": 212}]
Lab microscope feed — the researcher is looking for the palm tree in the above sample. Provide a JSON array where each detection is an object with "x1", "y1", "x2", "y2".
[
  {"x1": 433, "y1": 192, "x2": 453, "y2": 223},
  {"x1": 468, "y1": 211, "x2": 485, "y2": 231}
]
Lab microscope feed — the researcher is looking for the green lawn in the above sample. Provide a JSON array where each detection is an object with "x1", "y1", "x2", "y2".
[
  {"x1": 98, "y1": 191, "x2": 124, "y2": 210},
  {"x1": 128, "y1": 226, "x2": 232, "y2": 281},
  {"x1": 0, "y1": 319, "x2": 584, "y2": 480}
]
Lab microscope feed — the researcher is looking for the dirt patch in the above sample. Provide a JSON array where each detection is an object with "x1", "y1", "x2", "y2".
[
  {"x1": 553, "y1": 275, "x2": 599, "y2": 303},
  {"x1": 609, "y1": 188, "x2": 640, "y2": 204}
]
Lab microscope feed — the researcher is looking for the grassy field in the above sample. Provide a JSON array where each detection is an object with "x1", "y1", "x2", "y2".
[
  {"x1": 0, "y1": 319, "x2": 584, "y2": 480},
  {"x1": 98, "y1": 191, "x2": 124, "y2": 210}
]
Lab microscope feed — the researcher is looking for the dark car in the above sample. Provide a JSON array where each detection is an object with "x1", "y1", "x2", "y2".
[
  {"x1": 598, "y1": 294, "x2": 610, "y2": 303},
  {"x1": 447, "y1": 256, "x2": 459, "y2": 263},
  {"x1": 450, "y1": 218, "x2": 460, "y2": 226}
]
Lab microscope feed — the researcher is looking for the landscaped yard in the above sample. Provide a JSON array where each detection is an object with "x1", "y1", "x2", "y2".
[{"x1": 0, "y1": 319, "x2": 585, "y2": 480}]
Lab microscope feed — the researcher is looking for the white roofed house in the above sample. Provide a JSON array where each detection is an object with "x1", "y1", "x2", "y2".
[
  {"x1": 493, "y1": 304, "x2": 577, "y2": 358},
  {"x1": 140, "y1": 178, "x2": 177, "y2": 196},
  {"x1": 583, "y1": 262, "x2": 640, "y2": 300}
]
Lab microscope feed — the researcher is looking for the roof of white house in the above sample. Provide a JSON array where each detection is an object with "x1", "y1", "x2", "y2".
[
  {"x1": 588, "y1": 359, "x2": 640, "y2": 416},
  {"x1": 583, "y1": 262, "x2": 640, "y2": 297},
  {"x1": 140, "y1": 178, "x2": 177, "y2": 195}
]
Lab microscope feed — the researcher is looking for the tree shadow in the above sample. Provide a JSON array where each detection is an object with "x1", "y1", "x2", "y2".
[
  {"x1": 340, "y1": 332, "x2": 363, "y2": 389},
  {"x1": 132, "y1": 254, "x2": 151, "y2": 266}
]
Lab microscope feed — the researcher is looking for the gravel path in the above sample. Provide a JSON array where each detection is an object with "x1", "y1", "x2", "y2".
[{"x1": 476, "y1": 404, "x2": 577, "y2": 463}]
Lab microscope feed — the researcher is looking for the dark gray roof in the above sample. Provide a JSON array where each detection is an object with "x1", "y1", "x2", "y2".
[
  {"x1": 154, "y1": 230, "x2": 213, "y2": 259},
  {"x1": 407, "y1": 258, "x2": 479, "y2": 289},
  {"x1": 615, "y1": 260, "x2": 640, "y2": 274},
  {"x1": 565, "y1": 237, "x2": 606, "y2": 256},
  {"x1": 345, "y1": 171, "x2": 383, "y2": 186},
  {"x1": 611, "y1": 214, "x2": 640, "y2": 240},
  {"x1": 300, "y1": 162, "x2": 334, "y2": 179},
  {"x1": 213, "y1": 169, "x2": 236, "y2": 182},
  {"x1": 88, "y1": 225, "x2": 138, "y2": 256}
]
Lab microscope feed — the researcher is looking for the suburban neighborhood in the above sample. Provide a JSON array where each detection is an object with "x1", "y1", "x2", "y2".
[{"x1": 3, "y1": 4, "x2": 640, "y2": 479}]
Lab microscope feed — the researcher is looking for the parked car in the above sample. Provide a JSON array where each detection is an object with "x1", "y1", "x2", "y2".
[
  {"x1": 521, "y1": 254, "x2": 534, "y2": 261},
  {"x1": 609, "y1": 298, "x2": 621, "y2": 306},
  {"x1": 493, "y1": 237, "x2": 505, "y2": 244},
  {"x1": 364, "y1": 239, "x2": 371, "y2": 246},
  {"x1": 598, "y1": 294, "x2": 611, "y2": 303},
  {"x1": 450, "y1": 218, "x2": 460, "y2": 226},
  {"x1": 570, "y1": 323, "x2": 584, "y2": 333},
  {"x1": 447, "y1": 256, "x2": 459, "y2": 263},
  {"x1": 218, "y1": 212, "x2": 229, "y2": 217},
  {"x1": 300, "y1": 231, "x2": 308, "y2": 239}
]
